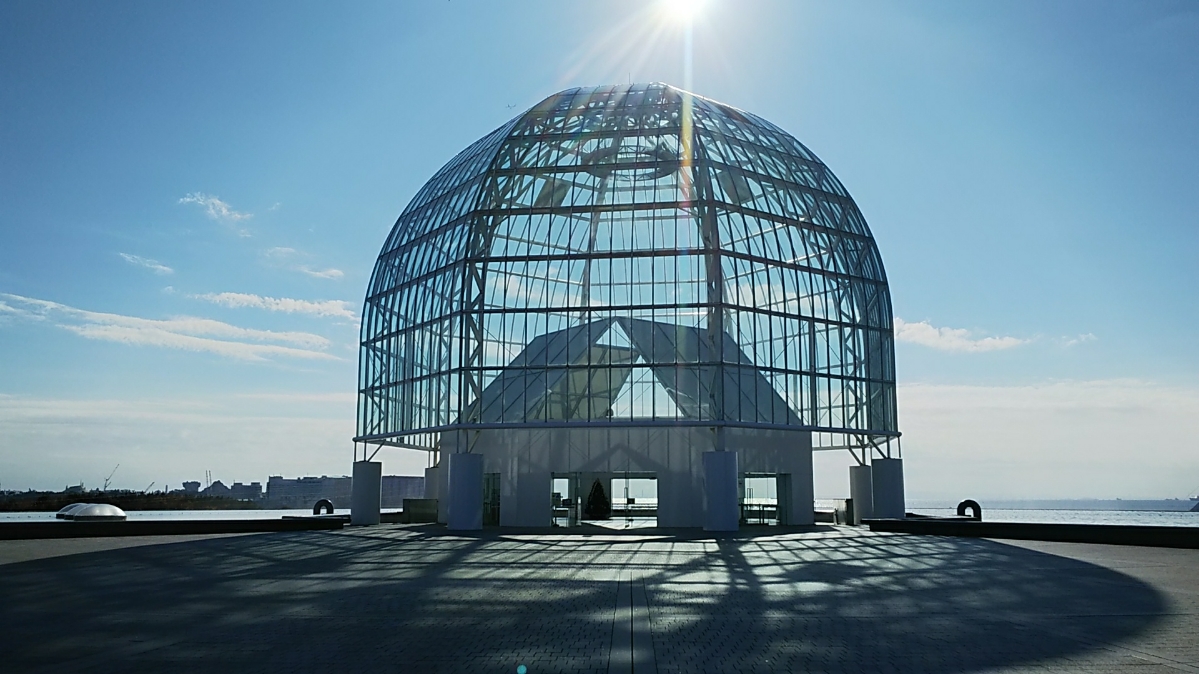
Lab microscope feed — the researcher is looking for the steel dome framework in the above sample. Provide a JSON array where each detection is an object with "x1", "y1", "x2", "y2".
[{"x1": 356, "y1": 83, "x2": 898, "y2": 463}]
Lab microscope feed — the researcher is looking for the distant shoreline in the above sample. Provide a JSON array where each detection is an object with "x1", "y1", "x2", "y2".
[{"x1": 0, "y1": 492, "x2": 260, "y2": 512}]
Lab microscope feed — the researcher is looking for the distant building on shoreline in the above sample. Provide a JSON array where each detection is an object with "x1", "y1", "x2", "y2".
[
  {"x1": 264, "y1": 475, "x2": 423, "y2": 509},
  {"x1": 198, "y1": 480, "x2": 264, "y2": 501},
  {"x1": 13, "y1": 474, "x2": 426, "y2": 510},
  {"x1": 264, "y1": 476, "x2": 349, "y2": 509}
]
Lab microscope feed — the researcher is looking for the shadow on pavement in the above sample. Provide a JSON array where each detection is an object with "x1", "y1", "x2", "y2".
[{"x1": 0, "y1": 526, "x2": 1167, "y2": 673}]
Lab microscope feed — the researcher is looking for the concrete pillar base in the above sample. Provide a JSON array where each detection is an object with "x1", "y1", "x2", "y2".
[
  {"x1": 871, "y1": 458, "x2": 905, "y2": 519},
  {"x1": 849, "y1": 465, "x2": 873, "y2": 525},
  {"x1": 423, "y1": 465, "x2": 439, "y2": 499},
  {"x1": 446, "y1": 453, "x2": 483, "y2": 530},
  {"x1": 351, "y1": 461, "x2": 382, "y2": 526},
  {"x1": 703, "y1": 451, "x2": 739, "y2": 532}
]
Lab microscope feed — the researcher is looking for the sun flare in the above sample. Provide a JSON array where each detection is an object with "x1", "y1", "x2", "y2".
[{"x1": 660, "y1": 0, "x2": 705, "y2": 23}]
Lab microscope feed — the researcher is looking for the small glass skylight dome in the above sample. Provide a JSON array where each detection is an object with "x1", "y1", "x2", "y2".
[
  {"x1": 67, "y1": 503, "x2": 127, "y2": 521},
  {"x1": 355, "y1": 84, "x2": 905, "y2": 529},
  {"x1": 56, "y1": 503, "x2": 90, "y2": 519}
]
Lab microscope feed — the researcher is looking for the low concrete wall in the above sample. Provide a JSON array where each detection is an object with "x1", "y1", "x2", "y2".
[
  {"x1": 402, "y1": 498, "x2": 439, "y2": 523},
  {"x1": 0, "y1": 518, "x2": 345, "y2": 540}
]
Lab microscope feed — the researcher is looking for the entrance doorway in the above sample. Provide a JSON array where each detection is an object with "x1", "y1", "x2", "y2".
[
  {"x1": 552, "y1": 476, "x2": 572, "y2": 526},
  {"x1": 483, "y1": 472, "x2": 500, "y2": 526},
  {"x1": 552, "y1": 473, "x2": 657, "y2": 528},
  {"x1": 612, "y1": 473, "x2": 656, "y2": 529},
  {"x1": 741, "y1": 473, "x2": 780, "y2": 525}
]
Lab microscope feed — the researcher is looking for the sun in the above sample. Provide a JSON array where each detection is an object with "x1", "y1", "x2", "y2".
[{"x1": 660, "y1": 0, "x2": 705, "y2": 23}]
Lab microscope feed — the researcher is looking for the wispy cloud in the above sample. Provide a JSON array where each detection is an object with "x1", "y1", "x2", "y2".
[
  {"x1": 894, "y1": 318, "x2": 1028, "y2": 353},
  {"x1": 179, "y1": 193, "x2": 252, "y2": 221},
  {"x1": 0, "y1": 293, "x2": 336, "y2": 362},
  {"x1": 194, "y1": 292, "x2": 356, "y2": 319},
  {"x1": 261, "y1": 247, "x2": 344, "y2": 280},
  {"x1": 232, "y1": 391, "x2": 357, "y2": 404},
  {"x1": 1061, "y1": 333, "x2": 1098, "y2": 348},
  {"x1": 179, "y1": 192, "x2": 252, "y2": 237},
  {"x1": 299, "y1": 267, "x2": 345, "y2": 280},
  {"x1": 119, "y1": 253, "x2": 174, "y2": 275}
]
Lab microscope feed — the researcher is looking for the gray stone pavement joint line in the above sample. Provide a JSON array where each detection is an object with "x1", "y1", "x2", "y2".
[
  {"x1": 1005, "y1": 615, "x2": 1199, "y2": 673},
  {"x1": 609, "y1": 574, "x2": 657, "y2": 674},
  {"x1": 632, "y1": 577, "x2": 657, "y2": 673}
]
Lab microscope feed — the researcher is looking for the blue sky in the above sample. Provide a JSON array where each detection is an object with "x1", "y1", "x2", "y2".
[{"x1": 1, "y1": 0, "x2": 1197, "y2": 499}]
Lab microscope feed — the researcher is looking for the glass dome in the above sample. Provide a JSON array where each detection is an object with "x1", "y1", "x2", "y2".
[{"x1": 357, "y1": 83, "x2": 897, "y2": 456}]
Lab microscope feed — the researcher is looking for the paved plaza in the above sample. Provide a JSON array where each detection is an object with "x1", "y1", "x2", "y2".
[{"x1": 1, "y1": 525, "x2": 1197, "y2": 673}]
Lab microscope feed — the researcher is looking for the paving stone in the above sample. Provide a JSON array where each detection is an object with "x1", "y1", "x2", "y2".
[{"x1": 0, "y1": 527, "x2": 1195, "y2": 673}]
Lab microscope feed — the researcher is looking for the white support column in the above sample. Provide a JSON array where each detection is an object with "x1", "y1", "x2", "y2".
[
  {"x1": 776, "y1": 474, "x2": 793, "y2": 525},
  {"x1": 351, "y1": 460, "x2": 382, "y2": 526},
  {"x1": 437, "y1": 461, "x2": 448, "y2": 524},
  {"x1": 871, "y1": 458, "x2": 906, "y2": 519},
  {"x1": 703, "y1": 451, "x2": 739, "y2": 532},
  {"x1": 500, "y1": 457, "x2": 551, "y2": 527},
  {"x1": 446, "y1": 452, "x2": 483, "y2": 530},
  {"x1": 423, "y1": 465, "x2": 439, "y2": 499},
  {"x1": 783, "y1": 439, "x2": 815, "y2": 526},
  {"x1": 849, "y1": 464, "x2": 873, "y2": 525},
  {"x1": 657, "y1": 470, "x2": 703, "y2": 528},
  {"x1": 516, "y1": 466, "x2": 551, "y2": 527}
]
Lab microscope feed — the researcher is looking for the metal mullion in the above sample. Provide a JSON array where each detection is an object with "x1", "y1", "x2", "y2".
[
  {"x1": 479, "y1": 302, "x2": 712, "y2": 320},
  {"x1": 705, "y1": 153, "x2": 854, "y2": 209},
  {"x1": 482, "y1": 247, "x2": 707, "y2": 266},
  {"x1": 366, "y1": 263, "x2": 463, "y2": 314},
  {"x1": 723, "y1": 216, "x2": 791, "y2": 251},
  {"x1": 355, "y1": 418, "x2": 899, "y2": 443},
  {"x1": 476, "y1": 199, "x2": 693, "y2": 219},
  {"x1": 720, "y1": 248, "x2": 884, "y2": 286},
  {"x1": 705, "y1": 137, "x2": 828, "y2": 188},
  {"x1": 502, "y1": 263, "x2": 587, "y2": 290},
  {"x1": 504, "y1": 126, "x2": 679, "y2": 151},
  {"x1": 375, "y1": 214, "x2": 480, "y2": 275},
  {"x1": 491, "y1": 223, "x2": 575, "y2": 254},
  {"x1": 486, "y1": 360, "x2": 725, "y2": 375},
  {"x1": 715, "y1": 199, "x2": 875, "y2": 249}
]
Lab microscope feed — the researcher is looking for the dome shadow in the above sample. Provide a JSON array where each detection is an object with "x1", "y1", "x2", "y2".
[{"x1": 0, "y1": 528, "x2": 1167, "y2": 673}]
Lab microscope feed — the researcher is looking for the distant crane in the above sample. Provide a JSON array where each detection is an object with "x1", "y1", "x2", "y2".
[
  {"x1": 102, "y1": 464, "x2": 120, "y2": 492},
  {"x1": 143, "y1": 481, "x2": 155, "y2": 493}
]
